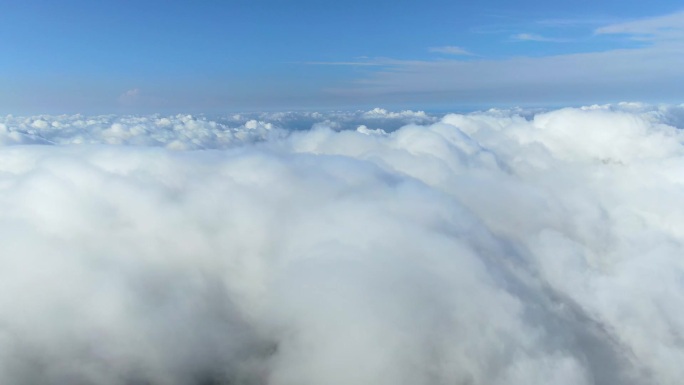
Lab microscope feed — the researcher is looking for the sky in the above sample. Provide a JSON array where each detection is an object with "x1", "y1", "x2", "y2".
[{"x1": 1, "y1": 0, "x2": 683, "y2": 113}]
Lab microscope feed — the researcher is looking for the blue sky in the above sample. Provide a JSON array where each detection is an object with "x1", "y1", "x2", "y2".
[{"x1": 1, "y1": 0, "x2": 683, "y2": 113}]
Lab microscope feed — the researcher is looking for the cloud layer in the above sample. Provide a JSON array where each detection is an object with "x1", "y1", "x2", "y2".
[
  {"x1": 329, "y1": 11, "x2": 684, "y2": 105},
  {"x1": 1, "y1": 103, "x2": 684, "y2": 384}
]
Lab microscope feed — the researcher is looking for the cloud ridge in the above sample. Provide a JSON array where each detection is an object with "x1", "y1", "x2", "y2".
[{"x1": 1, "y1": 104, "x2": 684, "y2": 384}]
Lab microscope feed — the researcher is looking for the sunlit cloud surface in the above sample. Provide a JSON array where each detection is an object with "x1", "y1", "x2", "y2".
[{"x1": 1, "y1": 103, "x2": 684, "y2": 384}]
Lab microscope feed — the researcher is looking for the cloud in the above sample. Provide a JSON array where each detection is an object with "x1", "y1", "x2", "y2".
[
  {"x1": 0, "y1": 114, "x2": 282, "y2": 149},
  {"x1": 361, "y1": 107, "x2": 430, "y2": 119},
  {"x1": 116, "y1": 88, "x2": 170, "y2": 111},
  {"x1": 333, "y1": 46, "x2": 684, "y2": 104},
  {"x1": 1, "y1": 104, "x2": 684, "y2": 384},
  {"x1": 0, "y1": 109, "x2": 439, "y2": 148},
  {"x1": 536, "y1": 17, "x2": 618, "y2": 27},
  {"x1": 595, "y1": 11, "x2": 684, "y2": 41},
  {"x1": 301, "y1": 61, "x2": 385, "y2": 66},
  {"x1": 118, "y1": 88, "x2": 141, "y2": 105},
  {"x1": 298, "y1": 55, "x2": 379, "y2": 66},
  {"x1": 325, "y1": 10, "x2": 684, "y2": 105},
  {"x1": 428, "y1": 46, "x2": 473, "y2": 55},
  {"x1": 510, "y1": 33, "x2": 570, "y2": 42}
]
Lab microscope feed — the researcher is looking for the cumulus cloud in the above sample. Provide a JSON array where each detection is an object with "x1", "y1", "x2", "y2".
[
  {"x1": 0, "y1": 114, "x2": 283, "y2": 149},
  {"x1": 1, "y1": 104, "x2": 684, "y2": 384},
  {"x1": 0, "y1": 109, "x2": 437, "y2": 148}
]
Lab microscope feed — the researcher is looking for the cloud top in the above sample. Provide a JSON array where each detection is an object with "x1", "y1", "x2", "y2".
[{"x1": 1, "y1": 104, "x2": 684, "y2": 384}]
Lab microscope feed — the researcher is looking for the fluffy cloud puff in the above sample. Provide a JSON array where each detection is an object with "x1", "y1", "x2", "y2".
[
  {"x1": 1, "y1": 104, "x2": 683, "y2": 385},
  {"x1": 0, "y1": 108, "x2": 436, "y2": 149}
]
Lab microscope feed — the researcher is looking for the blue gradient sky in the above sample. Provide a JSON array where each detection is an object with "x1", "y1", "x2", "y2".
[{"x1": 1, "y1": 0, "x2": 683, "y2": 113}]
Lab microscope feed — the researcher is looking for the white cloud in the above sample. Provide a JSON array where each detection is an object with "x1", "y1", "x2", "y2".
[
  {"x1": 536, "y1": 17, "x2": 619, "y2": 27},
  {"x1": 510, "y1": 33, "x2": 570, "y2": 42},
  {"x1": 118, "y1": 88, "x2": 141, "y2": 105},
  {"x1": 595, "y1": 11, "x2": 684, "y2": 41},
  {"x1": 0, "y1": 109, "x2": 438, "y2": 149},
  {"x1": 428, "y1": 45, "x2": 473, "y2": 55},
  {"x1": 328, "y1": 10, "x2": 684, "y2": 104},
  {"x1": 302, "y1": 61, "x2": 384, "y2": 66},
  {"x1": 361, "y1": 107, "x2": 429, "y2": 120},
  {"x1": 333, "y1": 46, "x2": 684, "y2": 104},
  {"x1": 1, "y1": 104, "x2": 684, "y2": 384}
]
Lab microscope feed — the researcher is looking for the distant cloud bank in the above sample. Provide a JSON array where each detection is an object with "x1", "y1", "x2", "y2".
[
  {"x1": 1, "y1": 103, "x2": 684, "y2": 384},
  {"x1": 331, "y1": 11, "x2": 684, "y2": 104}
]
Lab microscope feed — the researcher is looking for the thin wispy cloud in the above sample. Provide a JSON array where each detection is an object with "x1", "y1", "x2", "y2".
[
  {"x1": 117, "y1": 88, "x2": 141, "y2": 105},
  {"x1": 536, "y1": 17, "x2": 620, "y2": 27},
  {"x1": 595, "y1": 10, "x2": 684, "y2": 41},
  {"x1": 510, "y1": 33, "x2": 571, "y2": 42},
  {"x1": 301, "y1": 61, "x2": 385, "y2": 66},
  {"x1": 328, "y1": 10, "x2": 684, "y2": 105},
  {"x1": 428, "y1": 46, "x2": 474, "y2": 55}
]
